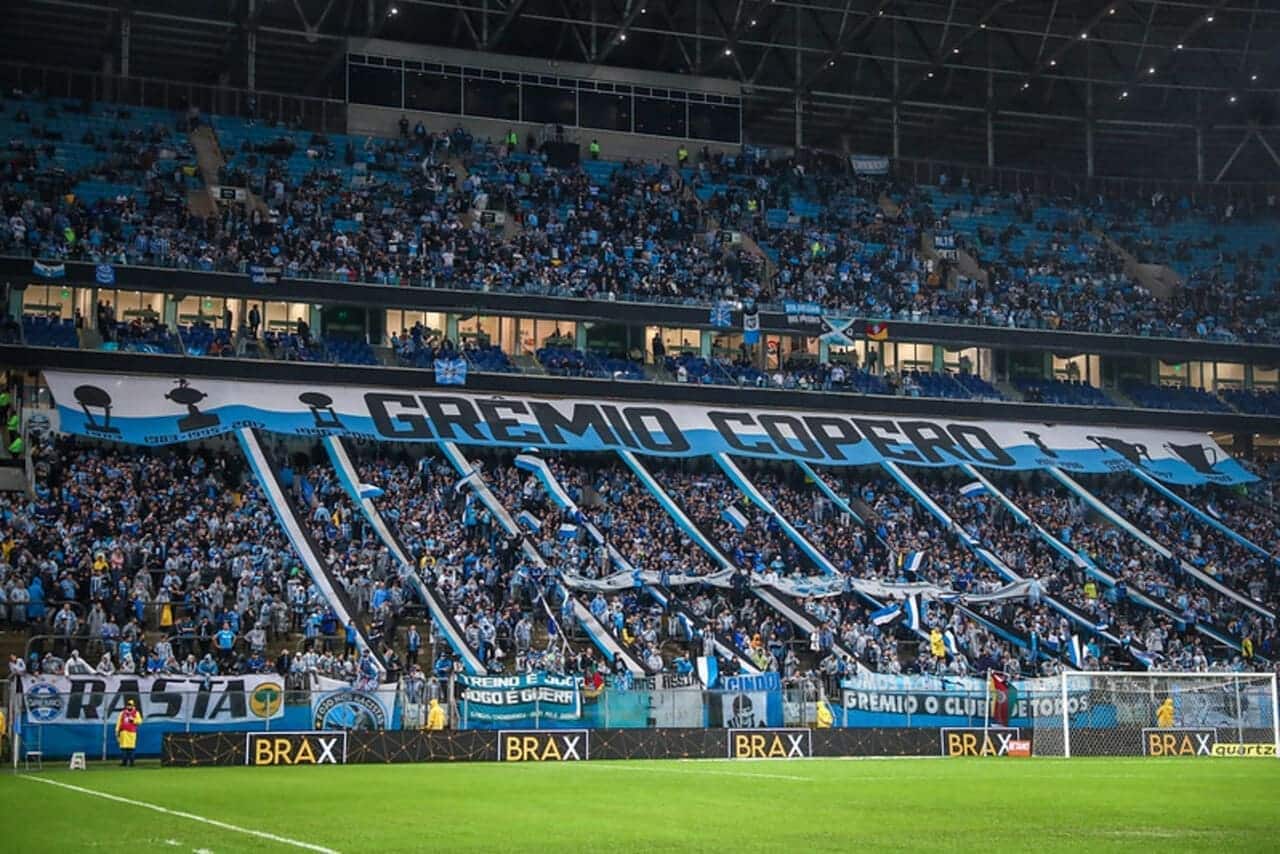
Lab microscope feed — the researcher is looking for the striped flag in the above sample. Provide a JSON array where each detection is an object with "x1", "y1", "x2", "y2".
[
  {"x1": 33, "y1": 260, "x2": 65, "y2": 279},
  {"x1": 516, "y1": 511, "x2": 542, "y2": 532},
  {"x1": 904, "y1": 594, "x2": 922, "y2": 632},
  {"x1": 721, "y1": 505, "x2": 749, "y2": 531},
  {"x1": 558, "y1": 523, "x2": 579, "y2": 540},
  {"x1": 959, "y1": 480, "x2": 989, "y2": 497},
  {"x1": 901, "y1": 551, "x2": 925, "y2": 577},
  {"x1": 943, "y1": 629, "x2": 960, "y2": 658},
  {"x1": 1068, "y1": 634, "x2": 1085, "y2": 669},
  {"x1": 695, "y1": 654, "x2": 719, "y2": 688},
  {"x1": 870, "y1": 602, "x2": 902, "y2": 626},
  {"x1": 356, "y1": 483, "x2": 384, "y2": 500}
]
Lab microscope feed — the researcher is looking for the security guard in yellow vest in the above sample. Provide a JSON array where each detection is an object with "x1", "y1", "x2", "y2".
[
  {"x1": 589, "y1": 139, "x2": 601, "y2": 160},
  {"x1": 506, "y1": 128, "x2": 518, "y2": 148},
  {"x1": 677, "y1": 144, "x2": 689, "y2": 165}
]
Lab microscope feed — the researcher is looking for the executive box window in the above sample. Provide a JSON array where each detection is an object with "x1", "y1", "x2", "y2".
[
  {"x1": 579, "y1": 91, "x2": 631, "y2": 132},
  {"x1": 522, "y1": 84, "x2": 576, "y2": 126},
  {"x1": 634, "y1": 97, "x2": 685, "y2": 137},
  {"x1": 689, "y1": 103, "x2": 740, "y2": 142},
  {"x1": 464, "y1": 78, "x2": 519, "y2": 120},
  {"x1": 405, "y1": 71, "x2": 462, "y2": 114},
  {"x1": 348, "y1": 64, "x2": 402, "y2": 108}
]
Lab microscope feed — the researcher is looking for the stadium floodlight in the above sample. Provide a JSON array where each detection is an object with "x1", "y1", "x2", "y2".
[
  {"x1": 389, "y1": 5, "x2": 398, "y2": 15},
  {"x1": 1251, "y1": 74, "x2": 1258, "y2": 81},
  {"x1": 1027, "y1": 671, "x2": 1279, "y2": 758},
  {"x1": 1148, "y1": 67, "x2": 1156, "y2": 74}
]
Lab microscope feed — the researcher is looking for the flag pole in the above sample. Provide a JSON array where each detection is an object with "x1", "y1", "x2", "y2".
[{"x1": 983, "y1": 668, "x2": 991, "y2": 746}]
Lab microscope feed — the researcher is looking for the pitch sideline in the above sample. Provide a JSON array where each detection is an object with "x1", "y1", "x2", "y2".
[{"x1": 23, "y1": 775, "x2": 341, "y2": 853}]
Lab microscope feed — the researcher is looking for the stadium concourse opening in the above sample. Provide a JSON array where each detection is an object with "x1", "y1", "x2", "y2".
[{"x1": 4, "y1": 0, "x2": 1280, "y2": 846}]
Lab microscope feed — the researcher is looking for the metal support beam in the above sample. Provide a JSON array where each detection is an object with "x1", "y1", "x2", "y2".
[
  {"x1": 986, "y1": 68, "x2": 994, "y2": 168},
  {"x1": 1085, "y1": 81, "x2": 1094, "y2": 178},
  {"x1": 1196, "y1": 125, "x2": 1205, "y2": 183},
  {"x1": 120, "y1": 13, "x2": 130, "y2": 78},
  {"x1": 1214, "y1": 130, "x2": 1253, "y2": 183},
  {"x1": 484, "y1": 0, "x2": 530, "y2": 52},
  {"x1": 1254, "y1": 131, "x2": 1280, "y2": 173}
]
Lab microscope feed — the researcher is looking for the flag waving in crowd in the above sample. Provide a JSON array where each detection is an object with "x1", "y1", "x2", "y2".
[{"x1": 989, "y1": 671, "x2": 1016, "y2": 727}]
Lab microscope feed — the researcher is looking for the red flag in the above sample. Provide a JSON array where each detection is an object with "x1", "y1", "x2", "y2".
[
  {"x1": 990, "y1": 671, "x2": 1013, "y2": 726},
  {"x1": 866, "y1": 321, "x2": 889, "y2": 341}
]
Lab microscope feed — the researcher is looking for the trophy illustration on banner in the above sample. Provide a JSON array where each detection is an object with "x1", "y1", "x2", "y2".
[
  {"x1": 1164, "y1": 442, "x2": 1221, "y2": 475},
  {"x1": 300, "y1": 391, "x2": 344, "y2": 429},
  {"x1": 1023, "y1": 431, "x2": 1058, "y2": 459},
  {"x1": 165, "y1": 379, "x2": 220, "y2": 432},
  {"x1": 1086, "y1": 435, "x2": 1153, "y2": 468},
  {"x1": 73, "y1": 385, "x2": 121, "y2": 435}
]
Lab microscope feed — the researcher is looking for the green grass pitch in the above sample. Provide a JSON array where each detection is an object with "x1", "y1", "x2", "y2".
[{"x1": 5, "y1": 757, "x2": 1279, "y2": 852}]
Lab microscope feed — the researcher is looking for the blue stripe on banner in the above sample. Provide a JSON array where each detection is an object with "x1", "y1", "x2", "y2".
[{"x1": 40, "y1": 370, "x2": 1259, "y2": 487}]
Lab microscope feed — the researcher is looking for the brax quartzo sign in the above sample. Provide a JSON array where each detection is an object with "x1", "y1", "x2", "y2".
[{"x1": 45, "y1": 371, "x2": 1253, "y2": 485}]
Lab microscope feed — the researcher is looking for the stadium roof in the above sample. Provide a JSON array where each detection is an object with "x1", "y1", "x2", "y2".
[{"x1": 7, "y1": 0, "x2": 1280, "y2": 181}]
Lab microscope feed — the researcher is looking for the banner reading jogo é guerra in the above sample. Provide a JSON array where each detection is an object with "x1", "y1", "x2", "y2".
[{"x1": 44, "y1": 370, "x2": 1252, "y2": 485}]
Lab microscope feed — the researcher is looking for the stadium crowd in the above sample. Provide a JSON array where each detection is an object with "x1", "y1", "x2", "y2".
[{"x1": 4, "y1": 92, "x2": 1278, "y2": 347}]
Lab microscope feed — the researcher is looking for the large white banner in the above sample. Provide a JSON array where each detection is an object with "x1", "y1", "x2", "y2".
[
  {"x1": 43, "y1": 370, "x2": 1251, "y2": 485},
  {"x1": 21, "y1": 674, "x2": 286, "y2": 724}
]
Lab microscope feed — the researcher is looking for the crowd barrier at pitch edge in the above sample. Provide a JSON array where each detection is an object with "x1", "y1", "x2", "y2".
[{"x1": 162, "y1": 725, "x2": 1278, "y2": 766}]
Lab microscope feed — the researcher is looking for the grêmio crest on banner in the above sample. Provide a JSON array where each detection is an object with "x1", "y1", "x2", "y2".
[
  {"x1": 457, "y1": 673, "x2": 581, "y2": 723},
  {"x1": 21, "y1": 674, "x2": 286, "y2": 724},
  {"x1": 43, "y1": 370, "x2": 1254, "y2": 486}
]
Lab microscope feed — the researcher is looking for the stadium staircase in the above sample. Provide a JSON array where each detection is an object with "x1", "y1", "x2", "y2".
[{"x1": 235, "y1": 428, "x2": 387, "y2": 674}]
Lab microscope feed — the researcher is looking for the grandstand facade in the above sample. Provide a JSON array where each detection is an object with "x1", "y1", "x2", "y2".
[{"x1": 2, "y1": 1, "x2": 1279, "y2": 761}]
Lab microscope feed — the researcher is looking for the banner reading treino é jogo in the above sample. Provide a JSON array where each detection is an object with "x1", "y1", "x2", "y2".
[
  {"x1": 457, "y1": 673, "x2": 582, "y2": 728},
  {"x1": 44, "y1": 371, "x2": 1253, "y2": 485}
]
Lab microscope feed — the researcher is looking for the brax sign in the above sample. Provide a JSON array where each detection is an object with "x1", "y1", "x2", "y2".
[
  {"x1": 498, "y1": 730, "x2": 589, "y2": 762},
  {"x1": 44, "y1": 371, "x2": 1253, "y2": 486},
  {"x1": 940, "y1": 727, "x2": 1024, "y2": 756},
  {"x1": 244, "y1": 732, "x2": 347, "y2": 765},
  {"x1": 728, "y1": 729, "x2": 812, "y2": 759},
  {"x1": 1141, "y1": 728, "x2": 1217, "y2": 756}
]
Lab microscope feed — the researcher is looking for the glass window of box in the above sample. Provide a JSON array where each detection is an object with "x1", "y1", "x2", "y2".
[
  {"x1": 1214, "y1": 362, "x2": 1245, "y2": 390},
  {"x1": 176, "y1": 295, "x2": 226, "y2": 327},
  {"x1": 1252, "y1": 366, "x2": 1278, "y2": 391},
  {"x1": 22, "y1": 284, "x2": 80, "y2": 321},
  {"x1": 890, "y1": 342, "x2": 934, "y2": 374},
  {"x1": 645, "y1": 326, "x2": 702, "y2": 361},
  {"x1": 385, "y1": 310, "x2": 447, "y2": 344},
  {"x1": 99, "y1": 290, "x2": 163, "y2": 323},
  {"x1": 263, "y1": 301, "x2": 311, "y2": 333},
  {"x1": 1053, "y1": 353, "x2": 1100, "y2": 387}
]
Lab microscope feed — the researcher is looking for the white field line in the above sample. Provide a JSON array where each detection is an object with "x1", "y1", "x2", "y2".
[
  {"x1": 24, "y1": 776, "x2": 340, "y2": 854},
  {"x1": 582, "y1": 763, "x2": 812, "y2": 782}
]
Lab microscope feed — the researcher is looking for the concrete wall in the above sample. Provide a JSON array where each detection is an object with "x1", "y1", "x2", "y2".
[{"x1": 351, "y1": 38, "x2": 740, "y2": 98}]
